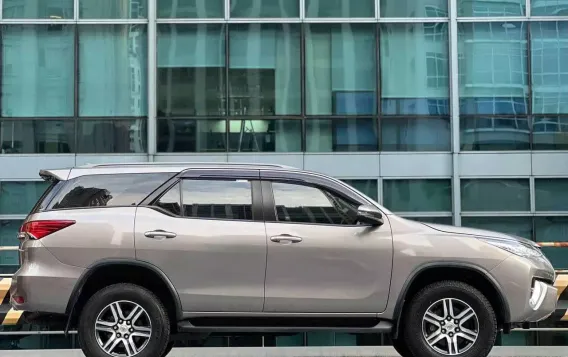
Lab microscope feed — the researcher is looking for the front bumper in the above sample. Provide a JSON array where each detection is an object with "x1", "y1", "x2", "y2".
[{"x1": 524, "y1": 280, "x2": 558, "y2": 322}]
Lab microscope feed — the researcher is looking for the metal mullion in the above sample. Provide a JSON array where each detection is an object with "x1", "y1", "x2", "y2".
[
  {"x1": 225, "y1": 0, "x2": 230, "y2": 20},
  {"x1": 530, "y1": 175, "x2": 536, "y2": 213},
  {"x1": 460, "y1": 114, "x2": 529, "y2": 118},
  {"x1": 304, "y1": 17, "x2": 377, "y2": 23},
  {"x1": 74, "y1": 0, "x2": 79, "y2": 20},
  {"x1": 147, "y1": 0, "x2": 157, "y2": 161},
  {"x1": 299, "y1": 0, "x2": 305, "y2": 20},
  {"x1": 376, "y1": 23, "x2": 381, "y2": 150},
  {"x1": 378, "y1": 17, "x2": 449, "y2": 23},
  {"x1": 156, "y1": 18, "x2": 225, "y2": 24},
  {"x1": 449, "y1": 0, "x2": 461, "y2": 226},
  {"x1": 228, "y1": 18, "x2": 301, "y2": 23},
  {"x1": 0, "y1": 214, "x2": 27, "y2": 220},
  {"x1": 78, "y1": 116, "x2": 147, "y2": 121},
  {"x1": 460, "y1": 212, "x2": 532, "y2": 217},
  {"x1": 76, "y1": 19, "x2": 148, "y2": 24},
  {"x1": 525, "y1": 0, "x2": 531, "y2": 18},
  {"x1": 0, "y1": 0, "x2": 3, "y2": 19},
  {"x1": 526, "y1": 21, "x2": 533, "y2": 150},
  {"x1": 396, "y1": 212, "x2": 453, "y2": 217},
  {"x1": 74, "y1": 23, "x2": 80, "y2": 155},
  {"x1": 456, "y1": 17, "x2": 527, "y2": 22},
  {"x1": 375, "y1": 0, "x2": 380, "y2": 19},
  {"x1": 528, "y1": 16, "x2": 568, "y2": 21},
  {"x1": 534, "y1": 212, "x2": 568, "y2": 217},
  {"x1": 224, "y1": 22, "x2": 230, "y2": 153},
  {"x1": 0, "y1": 19, "x2": 76, "y2": 24}
]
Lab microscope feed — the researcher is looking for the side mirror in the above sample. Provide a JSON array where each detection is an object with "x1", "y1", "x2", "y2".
[{"x1": 357, "y1": 204, "x2": 384, "y2": 226}]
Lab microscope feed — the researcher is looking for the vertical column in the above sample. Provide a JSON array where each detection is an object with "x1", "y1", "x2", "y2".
[
  {"x1": 449, "y1": 0, "x2": 461, "y2": 226},
  {"x1": 147, "y1": 0, "x2": 157, "y2": 162}
]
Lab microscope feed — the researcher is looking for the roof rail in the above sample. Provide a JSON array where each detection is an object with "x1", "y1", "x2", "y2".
[{"x1": 79, "y1": 162, "x2": 297, "y2": 169}]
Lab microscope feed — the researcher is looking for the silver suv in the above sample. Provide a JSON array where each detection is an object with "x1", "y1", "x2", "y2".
[{"x1": 11, "y1": 163, "x2": 557, "y2": 357}]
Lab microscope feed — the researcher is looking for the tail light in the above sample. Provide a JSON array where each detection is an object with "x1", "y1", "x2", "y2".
[{"x1": 19, "y1": 220, "x2": 76, "y2": 240}]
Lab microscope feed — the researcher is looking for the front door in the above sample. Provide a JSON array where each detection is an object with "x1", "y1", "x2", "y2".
[
  {"x1": 261, "y1": 176, "x2": 393, "y2": 313},
  {"x1": 135, "y1": 170, "x2": 267, "y2": 312}
]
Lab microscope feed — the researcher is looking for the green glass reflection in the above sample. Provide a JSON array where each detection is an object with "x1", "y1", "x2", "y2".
[
  {"x1": 462, "y1": 217, "x2": 533, "y2": 240},
  {"x1": 342, "y1": 179, "x2": 378, "y2": 201},
  {"x1": 80, "y1": 0, "x2": 147, "y2": 18},
  {"x1": 231, "y1": 0, "x2": 299, "y2": 17},
  {"x1": 383, "y1": 179, "x2": 452, "y2": 213},
  {"x1": 306, "y1": 0, "x2": 374, "y2": 18},
  {"x1": 157, "y1": 119, "x2": 227, "y2": 153},
  {"x1": 77, "y1": 119, "x2": 147, "y2": 154},
  {"x1": 381, "y1": 0, "x2": 448, "y2": 17},
  {"x1": 228, "y1": 120, "x2": 302, "y2": 153},
  {"x1": 3, "y1": 0, "x2": 73, "y2": 19},
  {"x1": 531, "y1": 0, "x2": 568, "y2": 16},
  {"x1": 0, "y1": 181, "x2": 50, "y2": 215},
  {"x1": 535, "y1": 217, "x2": 568, "y2": 269},
  {"x1": 458, "y1": 0, "x2": 525, "y2": 17},
  {"x1": 158, "y1": 0, "x2": 224, "y2": 18},
  {"x1": 0, "y1": 220, "x2": 21, "y2": 272},
  {"x1": 0, "y1": 120, "x2": 75, "y2": 154},
  {"x1": 461, "y1": 179, "x2": 530, "y2": 212},
  {"x1": 535, "y1": 179, "x2": 568, "y2": 211}
]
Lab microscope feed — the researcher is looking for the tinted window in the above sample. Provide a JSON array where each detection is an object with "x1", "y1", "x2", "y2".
[
  {"x1": 47, "y1": 173, "x2": 174, "y2": 210},
  {"x1": 155, "y1": 183, "x2": 182, "y2": 216},
  {"x1": 0, "y1": 181, "x2": 51, "y2": 215},
  {"x1": 181, "y1": 179, "x2": 253, "y2": 221},
  {"x1": 271, "y1": 182, "x2": 359, "y2": 225}
]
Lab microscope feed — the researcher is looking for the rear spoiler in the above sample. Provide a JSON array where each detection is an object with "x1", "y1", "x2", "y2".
[{"x1": 39, "y1": 169, "x2": 71, "y2": 182}]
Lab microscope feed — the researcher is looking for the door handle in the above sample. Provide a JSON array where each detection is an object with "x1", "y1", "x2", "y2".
[
  {"x1": 144, "y1": 230, "x2": 177, "y2": 239},
  {"x1": 270, "y1": 235, "x2": 303, "y2": 244}
]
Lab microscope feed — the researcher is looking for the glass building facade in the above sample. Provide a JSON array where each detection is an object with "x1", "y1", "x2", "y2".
[{"x1": 1, "y1": 0, "x2": 568, "y2": 349}]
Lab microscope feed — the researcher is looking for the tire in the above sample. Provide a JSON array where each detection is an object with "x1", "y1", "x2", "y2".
[
  {"x1": 402, "y1": 281, "x2": 497, "y2": 357},
  {"x1": 78, "y1": 283, "x2": 171, "y2": 357},
  {"x1": 391, "y1": 337, "x2": 414, "y2": 357},
  {"x1": 162, "y1": 341, "x2": 174, "y2": 356}
]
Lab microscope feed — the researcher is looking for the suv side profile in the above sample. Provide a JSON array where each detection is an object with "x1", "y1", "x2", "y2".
[{"x1": 11, "y1": 163, "x2": 557, "y2": 357}]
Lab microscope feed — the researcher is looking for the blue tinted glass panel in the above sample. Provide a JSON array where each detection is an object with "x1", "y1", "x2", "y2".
[
  {"x1": 229, "y1": 119, "x2": 301, "y2": 152},
  {"x1": 0, "y1": 120, "x2": 75, "y2": 154},
  {"x1": 342, "y1": 179, "x2": 378, "y2": 201},
  {"x1": 381, "y1": 117, "x2": 451, "y2": 151},
  {"x1": 461, "y1": 179, "x2": 530, "y2": 212},
  {"x1": 0, "y1": 181, "x2": 50, "y2": 215},
  {"x1": 157, "y1": 119, "x2": 227, "y2": 153},
  {"x1": 157, "y1": 24, "x2": 226, "y2": 117},
  {"x1": 77, "y1": 119, "x2": 146, "y2": 153},
  {"x1": 79, "y1": 25, "x2": 148, "y2": 117},
  {"x1": 3, "y1": 0, "x2": 73, "y2": 19},
  {"x1": 460, "y1": 117, "x2": 530, "y2": 151},
  {"x1": 380, "y1": 23, "x2": 449, "y2": 115},
  {"x1": 231, "y1": 0, "x2": 299, "y2": 17},
  {"x1": 531, "y1": 0, "x2": 568, "y2": 16},
  {"x1": 80, "y1": 0, "x2": 147, "y2": 18},
  {"x1": 2, "y1": 25, "x2": 74, "y2": 117},
  {"x1": 305, "y1": 118, "x2": 378, "y2": 152},
  {"x1": 305, "y1": 24, "x2": 376, "y2": 115},
  {"x1": 533, "y1": 116, "x2": 568, "y2": 150},
  {"x1": 458, "y1": 0, "x2": 525, "y2": 16},
  {"x1": 535, "y1": 217, "x2": 568, "y2": 269},
  {"x1": 0, "y1": 220, "x2": 21, "y2": 271},
  {"x1": 306, "y1": 0, "x2": 374, "y2": 17},
  {"x1": 458, "y1": 22, "x2": 528, "y2": 115},
  {"x1": 531, "y1": 22, "x2": 568, "y2": 115},
  {"x1": 462, "y1": 217, "x2": 533, "y2": 239},
  {"x1": 535, "y1": 179, "x2": 568, "y2": 211},
  {"x1": 383, "y1": 179, "x2": 452, "y2": 212},
  {"x1": 381, "y1": 0, "x2": 448, "y2": 17},
  {"x1": 229, "y1": 24, "x2": 301, "y2": 115},
  {"x1": 158, "y1": 0, "x2": 224, "y2": 18}
]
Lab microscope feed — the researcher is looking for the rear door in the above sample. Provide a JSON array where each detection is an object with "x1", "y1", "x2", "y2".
[{"x1": 135, "y1": 169, "x2": 268, "y2": 312}]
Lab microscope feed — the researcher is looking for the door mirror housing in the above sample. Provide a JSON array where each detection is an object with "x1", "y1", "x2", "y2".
[{"x1": 357, "y1": 205, "x2": 384, "y2": 226}]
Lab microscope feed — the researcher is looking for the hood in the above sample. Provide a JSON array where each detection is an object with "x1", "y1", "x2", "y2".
[{"x1": 420, "y1": 222, "x2": 539, "y2": 248}]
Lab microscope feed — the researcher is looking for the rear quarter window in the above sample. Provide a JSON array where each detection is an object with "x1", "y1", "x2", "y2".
[{"x1": 45, "y1": 173, "x2": 175, "y2": 210}]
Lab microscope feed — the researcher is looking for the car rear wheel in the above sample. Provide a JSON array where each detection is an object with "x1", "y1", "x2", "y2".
[
  {"x1": 402, "y1": 281, "x2": 497, "y2": 357},
  {"x1": 78, "y1": 283, "x2": 171, "y2": 357}
]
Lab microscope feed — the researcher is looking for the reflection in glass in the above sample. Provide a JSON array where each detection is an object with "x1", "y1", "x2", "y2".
[
  {"x1": 531, "y1": 22, "x2": 568, "y2": 115},
  {"x1": 342, "y1": 179, "x2": 378, "y2": 201},
  {"x1": 458, "y1": 0, "x2": 525, "y2": 17},
  {"x1": 0, "y1": 220, "x2": 21, "y2": 272},
  {"x1": 458, "y1": 22, "x2": 528, "y2": 115},
  {"x1": 306, "y1": 118, "x2": 378, "y2": 152},
  {"x1": 535, "y1": 179, "x2": 568, "y2": 211},
  {"x1": 231, "y1": 0, "x2": 299, "y2": 17},
  {"x1": 532, "y1": 0, "x2": 568, "y2": 16},
  {"x1": 158, "y1": 0, "x2": 224, "y2": 18},
  {"x1": 383, "y1": 179, "x2": 452, "y2": 212},
  {"x1": 305, "y1": 0, "x2": 374, "y2": 18},
  {"x1": 460, "y1": 117, "x2": 530, "y2": 151},
  {"x1": 79, "y1": 25, "x2": 148, "y2": 117},
  {"x1": 462, "y1": 217, "x2": 533, "y2": 239},
  {"x1": 535, "y1": 217, "x2": 568, "y2": 269},
  {"x1": 77, "y1": 119, "x2": 146, "y2": 153},
  {"x1": 380, "y1": 0, "x2": 448, "y2": 17},
  {"x1": 0, "y1": 181, "x2": 50, "y2": 215},
  {"x1": 2, "y1": 25, "x2": 74, "y2": 117},
  {"x1": 533, "y1": 117, "x2": 568, "y2": 150},
  {"x1": 157, "y1": 119, "x2": 227, "y2": 153},
  {"x1": 229, "y1": 24, "x2": 301, "y2": 115},
  {"x1": 406, "y1": 216, "x2": 453, "y2": 225},
  {"x1": 381, "y1": 23, "x2": 449, "y2": 115},
  {"x1": 182, "y1": 179, "x2": 253, "y2": 220},
  {"x1": 157, "y1": 24, "x2": 226, "y2": 117},
  {"x1": 2, "y1": 0, "x2": 73, "y2": 19},
  {"x1": 305, "y1": 24, "x2": 376, "y2": 115},
  {"x1": 381, "y1": 117, "x2": 451, "y2": 151},
  {"x1": 80, "y1": 0, "x2": 147, "y2": 18},
  {"x1": 0, "y1": 120, "x2": 75, "y2": 154},
  {"x1": 461, "y1": 179, "x2": 530, "y2": 212},
  {"x1": 229, "y1": 120, "x2": 301, "y2": 152}
]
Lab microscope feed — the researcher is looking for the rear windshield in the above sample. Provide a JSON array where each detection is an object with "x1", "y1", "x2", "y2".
[
  {"x1": 43, "y1": 173, "x2": 174, "y2": 211},
  {"x1": 31, "y1": 180, "x2": 66, "y2": 214}
]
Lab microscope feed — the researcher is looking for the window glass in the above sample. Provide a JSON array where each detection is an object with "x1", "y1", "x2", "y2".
[
  {"x1": 461, "y1": 179, "x2": 530, "y2": 212},
  {"x1": 305, "y1": 0, "x2": 374, "y2": 18},
  {"x1": 305, "y1": 24, "x2": 376, "y2": 115},
  {"x1": 381, "y1": 117, "x2": 451, "y2": 151},
  {"x1": 0, "y1": 120, "x2": 75, "y2": 154},
  {"x1": 306, "y1": 118, "x2": 378, "y2": 152},
  {"x1": 531, "y1": 22, "x2": 568, "y2": 115},
  {"x1": 462, "y1": 216, "x2": 533, "y2": 240},
  {"x1": 229, "y1": 119, "x2": 302, "y2": 152},
  {"x1": 79, "y1": 25, "x2": 148, "y2": 117},
  {"x1": 535, "y1": 217, "x2": 568, "y2": 269},
  {"x1": 47, "y1": 173, "x2": 173, "y2": 210},
  {"x1": 80, "y1": 0, "x2": 147, "y2": 18},
  {"x1": 0, "y1": 181, "x2": 50, "y2": 215},
  {"x1": 155, "y1": 183, "x2": 182, "y2": 216},
  {"x1": 2, "y1": 0, "x2": 73, "y2": 19},
  {"x1": 531, "y1": 0, "x2": 568, "y2": 16},
  {"x1": 342, "y1": 179, "x2": 378, "y2": 201},
  {"x1": 535, "y1": 179, "x2": 568, "y2": 211},
  {"x1": 158, "y1": 119, "x2": 227, "y2": 153},
  {"x1": 0, "y1": 220, "x2": 23, "y2": 272},
  {"x1": 231, "y1": 0, "x2": 299, "y2": 17},
  {"x1": 77, "y1": 119, "x2": 146, "y2": 153},
  {"x1": 380, "y1": 0, "x2": 448, "y2": 17},
  {"x1": 158, "y1": 0, "x2": 224, "y2": 18},
  {"x1": 272, "y1": 182, "x2": 359, "y2": 225},
  {"x1": 458, "y1": 0, "x2": 525, "y2": 16},
  {"x1": 406, "y1": 216, "x2": 454, "y2": 225},
  {"x1": 182, "y1": 180, "x2": 253, "y2": 220},
  {"x1": 383, "y1": 179, "x2": 452, "y2": 212},
  {"x1": 157, "y1": 24, "x2": 226, "y2": 117},
  {"x1": 380, "y1": 23, "x2": 449, "y2": 115},
  {"x1": 460, "y1": 117, "x2": 530, "y2": 151},
  {"x1": 2, "y1": 25, "x2": 74, "y2": 117},
  {"x1": 533, "y1": 116, "x2": 568, "y2": 150},
  {"x1": 229, "y1": 23, "x2": 300, "y2": 115},
  {"x1": 458, "y1": 22, "x2": 528, "y2": 115}
]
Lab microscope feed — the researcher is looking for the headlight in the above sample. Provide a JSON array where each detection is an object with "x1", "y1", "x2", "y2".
[{"x1": 480, "y1": 238, "x2": 543, "y2": 259}]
